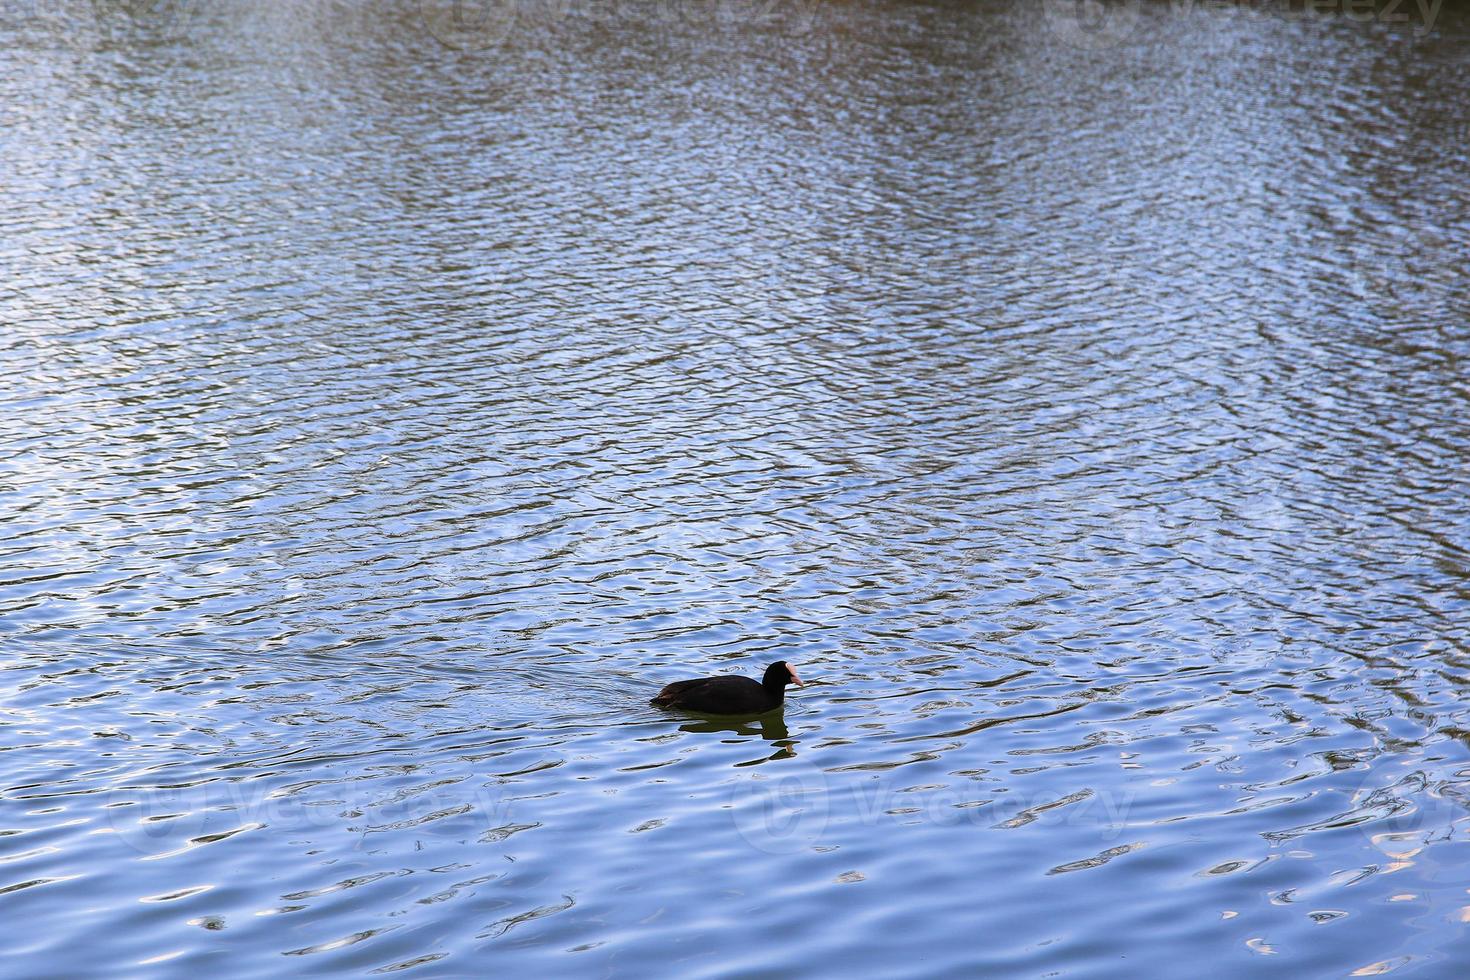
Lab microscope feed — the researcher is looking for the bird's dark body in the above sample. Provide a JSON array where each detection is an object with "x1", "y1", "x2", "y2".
[
  {"x1": 651, "y1": 662, "x2": 802, "y2": 715},
  {"x1": 652, "y1": 676, "x2": 776, "y2": 714}
]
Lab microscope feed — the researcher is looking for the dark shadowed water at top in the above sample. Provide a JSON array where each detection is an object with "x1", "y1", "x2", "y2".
[{"x1": 3, "y1": 0, "x2": 1469, "y2": 975}]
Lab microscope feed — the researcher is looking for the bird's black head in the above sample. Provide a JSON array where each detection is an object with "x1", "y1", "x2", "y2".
[{"x1": 762, "y1": 661, "x2": 804, "y2": 691}]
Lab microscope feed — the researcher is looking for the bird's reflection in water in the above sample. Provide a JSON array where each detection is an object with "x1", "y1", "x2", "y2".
[{"x1": 678, "y1": 711, "x2": 798, "y2": 763}]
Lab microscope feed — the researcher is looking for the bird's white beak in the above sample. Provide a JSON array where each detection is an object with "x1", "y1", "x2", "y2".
[{"x1": 789, "y1": 666, "x2": 804, "y2": 687}]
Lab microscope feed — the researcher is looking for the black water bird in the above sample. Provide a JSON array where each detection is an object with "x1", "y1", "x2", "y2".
[{"x1": 651, "y1": 661, "x2": 804, "y2": 715}]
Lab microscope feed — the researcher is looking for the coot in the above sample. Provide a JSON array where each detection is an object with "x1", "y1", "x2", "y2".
[{"x1": 651, "y1": 661, "x2": 803, "y2": 714}]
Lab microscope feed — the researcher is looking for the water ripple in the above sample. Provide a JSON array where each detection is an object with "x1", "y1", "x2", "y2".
[{"x1": 3, "y1": 0, "x2": 1469, "y2": 975}]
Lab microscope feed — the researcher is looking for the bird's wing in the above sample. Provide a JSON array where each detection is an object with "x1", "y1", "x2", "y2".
[{"x1": 651, "y1": 678, "x2": 711, "y2": 705}]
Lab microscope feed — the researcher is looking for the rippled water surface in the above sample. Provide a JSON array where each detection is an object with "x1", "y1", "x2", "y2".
[{"x1": 4, "y1": 0, "x2": 1470, "y2": 975}]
